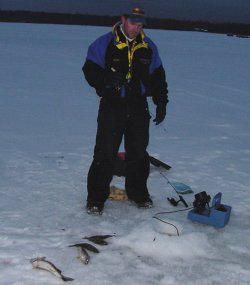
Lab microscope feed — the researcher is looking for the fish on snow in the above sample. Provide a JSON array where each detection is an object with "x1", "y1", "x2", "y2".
[
  {"x1": 75, "y1": 246, "x2": 90, "y2": 264},
  {"x1": 30, "y1": 257, "x2": 74, "y2": 282},
  {"x1": 69, "y1": 242, "x2": 99, "y2": 253},
  {"x1": 82, "y1": 234, "x2": 114, "y2": 245}
]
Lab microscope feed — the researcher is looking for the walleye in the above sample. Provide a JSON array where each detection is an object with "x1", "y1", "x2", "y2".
[
  {"x1": 30, "y1": 257, "x2": 74, "y2": 282},
  {"x1": 69, "y1": 242, "x2": 99, "y2": 253},
  {"x1": 76, "y1": 246, "x2": 90, "y2": 264},
  {"x1": 83, "y1": 234, "x2": 114, "y2": 245}
]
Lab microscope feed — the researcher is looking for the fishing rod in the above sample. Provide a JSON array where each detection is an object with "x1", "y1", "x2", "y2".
[{"x1": 160, "y1": 172, "x2": 189, "y2": 208}]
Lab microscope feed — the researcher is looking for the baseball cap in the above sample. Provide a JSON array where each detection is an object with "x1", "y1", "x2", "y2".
[{"x1": 125, "y1": 7, "x2": 146, "y2": 24}]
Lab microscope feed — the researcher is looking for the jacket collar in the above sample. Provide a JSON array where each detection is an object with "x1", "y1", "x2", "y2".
[{"x1": 112, "y1": 22, "x2": 145, "y2": 47}]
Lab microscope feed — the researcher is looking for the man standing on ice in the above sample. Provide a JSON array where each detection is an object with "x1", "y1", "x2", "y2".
[{"x1": 82, "y1": 7, "x2": 168, "y2": 214}]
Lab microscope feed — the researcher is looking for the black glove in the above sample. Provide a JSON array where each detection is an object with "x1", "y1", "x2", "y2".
[
  {"x1": 96, "y1": 71, "x2": 125, "y2": 98},
  {"x1": 153, "y1": 103, "x2": 166, "y2": 125},
  {"x1": 104, "y1": 71, "x2": 125, "y2": 92}
]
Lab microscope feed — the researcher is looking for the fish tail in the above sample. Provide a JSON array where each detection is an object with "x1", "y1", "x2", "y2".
[{"x1": 61, "y1": 275, "x2": 74, "y2": 282}]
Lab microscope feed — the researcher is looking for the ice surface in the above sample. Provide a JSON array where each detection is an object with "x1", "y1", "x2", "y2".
[{"x1": 0, "y1": 22, "x2": 250, "y2": 284}]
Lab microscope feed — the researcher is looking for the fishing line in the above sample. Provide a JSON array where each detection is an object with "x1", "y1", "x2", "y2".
[
  {"x1": 153, "y1": 207, "x2": 193, "y2": 236},
  {"x1": 153, "y1": 216, "x2": 180, "y2": 236},
  {"x1": 159, "y1": 172, "x2": 177, "y2": 193}
]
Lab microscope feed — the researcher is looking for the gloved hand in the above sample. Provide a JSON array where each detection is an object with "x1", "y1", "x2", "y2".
[
  {"x1": 97, "y1": 71, "x2": 125, "y2": 98},
  {"x1": 104, "y1": 71, "x2": 125, "y2": 92},
  {"x1": 153, "y1": 103, "x2": 166, "y2": 125}
]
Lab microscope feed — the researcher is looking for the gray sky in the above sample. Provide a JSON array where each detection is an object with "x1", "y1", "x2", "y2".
[{"x1": 0, "y1": 0, "x2": 250, "y2": 24}]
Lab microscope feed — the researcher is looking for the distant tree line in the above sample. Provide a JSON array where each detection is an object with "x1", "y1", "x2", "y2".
[{"x1": 0, "y1": 10, "x2": 250, "y2": 36}]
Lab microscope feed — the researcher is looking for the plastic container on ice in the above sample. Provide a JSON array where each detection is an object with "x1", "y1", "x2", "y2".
[{"x1": 187, "y1": 192, "x2": 232, "y2": 228}]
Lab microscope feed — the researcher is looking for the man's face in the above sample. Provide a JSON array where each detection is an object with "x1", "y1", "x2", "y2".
[{"x1": 121, "y1": 16, "x2": 143, "y2": 39}]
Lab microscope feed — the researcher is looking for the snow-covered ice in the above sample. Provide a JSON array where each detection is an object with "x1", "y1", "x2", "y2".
[{"x1": 0, "y1": 22, "x2": 250, "y2": 285}]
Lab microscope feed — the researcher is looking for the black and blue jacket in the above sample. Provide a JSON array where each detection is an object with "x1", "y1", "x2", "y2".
[{"x1": 82, "y1": 23, "x2": 168, "y2": 106}]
